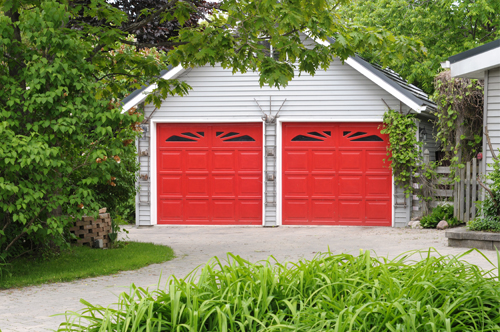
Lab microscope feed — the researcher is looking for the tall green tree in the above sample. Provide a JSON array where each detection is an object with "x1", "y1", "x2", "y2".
[
  {"x1": 341, "y1": 0, "x2": 500, "y2": 94},
  {"x1": 0, "y1": 0, "x2": 422, "y2": 260}
]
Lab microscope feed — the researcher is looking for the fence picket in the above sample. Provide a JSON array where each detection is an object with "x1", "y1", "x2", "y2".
[
  {"x1": 465, "y1": 162, "x2": 471, "y2": 223},
  {"x1": 472, "y1": 158, "x2": 477, "y2": 219},
  {"x1": 460, "y1": 168, "x2": 465, "y2": 221}
]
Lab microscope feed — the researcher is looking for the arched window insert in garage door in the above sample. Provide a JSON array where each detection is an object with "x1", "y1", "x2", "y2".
[{"x1": 282, "y1": 123, "x2": 392, "y2": 226}]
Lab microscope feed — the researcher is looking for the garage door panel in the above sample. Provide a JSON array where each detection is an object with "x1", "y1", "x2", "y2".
[
  {"x1": 186, "y1": 152, "x2": 209, "y2": 171},
  {"x1": 338, "y1": 200, "x2": 364, "y2": 221},
  {"x1": 284, "y1": 151, "x2": 308, "y2": 171},
  {"x1": 283, "y1": 122, "x2": 391, "y2": 226},
  {"x1": 338, "y1": 151, "x2": 363, "y2": 171},
  {"x1": 158, "y1": 123, "x2": 262, "y2": 225},
  {"x1": 312, "y1": 152, "x2": 335, "y2": 170},
  {"x1": 212, "y1": 176, "x2": 235, "y2": 196},
  {"x1": 212, "y1": 200, "x2": 236, "y2": 220},
  {"x1": 159, "y1": 176, "x2": 182, "y2": 196},
  {"x1": 239, "y1": 201, "x2": 262, "y2": 221},
  {"x1": 159, "y1": 200, "x2": 183, "y2": 222},
  {"x1": 311, "y1": 200, "x2": 336, "y2": 221},
  {"x1": 365, "y1": 201, "x2": 391, "y2": 222},
  {"x1": 366, "y1": 151, "x2": 390, "y2": 172},
  {"x1": 239, "y1": 176, "x2": 262, "y2": 196},
  {"x1": 239, "y1": 151, "x2": 262, "y2": 171},
  {"x1": 184, "y1": 200, "x2": 210, "y2": 221},
  {"x1": 186, "y1": 176, "x2": 209, "y2": 196},
  {"x1": 283, "y1": 200, "x2": 308, "y2": 221},
  {"x1": 312, "y1": 176, "x2": 336, "y2": 196},
  {"x1": 339, "y1": 176, "x2": 363, "y2": 196},
  {"x1": 284, "y1": 176, "x2": 308, "y2": 196},
  {"x1": 366, "y1": 176, "x2": 391, "y2": 196},
  {"x1": 212, "y1": 151, "x2": 235, "y2": 171},
  {"x1": 159, "y1": 152, "x2": 182, "y2": 171}
]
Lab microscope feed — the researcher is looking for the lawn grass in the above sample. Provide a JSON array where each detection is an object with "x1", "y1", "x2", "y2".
[{"x1": 0, "y1": 242, "x2": 174, "y2": 289}]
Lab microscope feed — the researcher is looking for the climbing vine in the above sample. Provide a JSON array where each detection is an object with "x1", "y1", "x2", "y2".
[
  {"x1": 433, "y1": 71, "x2": 484, "y2": 172},
  {"x1": 381, "y1": 109, "x2": 422, "y2": 195}
]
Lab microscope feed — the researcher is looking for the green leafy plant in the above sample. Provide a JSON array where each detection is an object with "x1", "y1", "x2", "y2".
[
  {"x1": 381, "y1": 109, "x2": 422, "y2": 195},
  {"x1": 433, "y1": 71, "x2": 484, "y2": 176},
  {"x1": 420, "y1": 204, "x2": 460, "y2": 228},
  {"x1": 1, "y1": 0, "x2": 424, "y2": 262},
  {"x1": 340, "y1": 0, "x2": 500, "y2": 94},
  {"x1": 59, "y1": 250, "x2": 500, "y2": 331},
  {"x1": 468, "y1": 216, "x2": 500, "y2": 233}
]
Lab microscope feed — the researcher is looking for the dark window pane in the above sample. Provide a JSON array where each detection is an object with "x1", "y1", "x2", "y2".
[
  {"x1": 307, "y1": 132, "x2": 326, "y2": 138},
  {"x1": 221, "y1": 132, "x2": 239, "y2": 138},
  {"x1": 323, "y1": 131, "x2": 331, "y2": 136},
  {"x1": 352, "y1": 135, "x2": 384, "y2": 142},
  {"x1": 343, "y1": 131, "x2": 351, "y2": 136},
  {"x1": 348, "y1": 132, "x2": 367, "y2": 138},
  {"x1": 197, "y1": 132, "x2": 204, "y2": 137},
  {"x1": 181, "y1": 132, "x2": 198, "y2": 138},
  {"x1": 225, "y1": 135, "x2": 255, "y2": 142},
  {"x1": 166, "y1": 135, "x2": 196, "y2": 142},
  {"x1": 291, "y1": 135, "x2": 323, "y2": 142},
  {"x1": 216, "y1": 132, "x2": 223, "y2": 136}
]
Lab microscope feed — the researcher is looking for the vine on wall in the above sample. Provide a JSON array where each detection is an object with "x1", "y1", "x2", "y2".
[
  {"x1": 381, "y1": 109, "x2": 422, "y2": 195},
  {"x1": 433, "y1": 70, "x2": 484, "y2": 172}
]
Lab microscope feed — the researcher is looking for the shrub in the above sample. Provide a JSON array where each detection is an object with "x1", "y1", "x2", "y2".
[
  {"x1": 420, "y1": 204, "x2": 460, "y2": 228},
  {"x1": 468, "y1": 216, "x2": 500, "y2": 233},
  {"x1": 59, "y1": 250, "x2": 500, "y2": 331}
]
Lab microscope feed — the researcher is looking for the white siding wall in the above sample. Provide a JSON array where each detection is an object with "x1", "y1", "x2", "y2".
[
  {"x1": 139, "y1": 57, "x2": 414, "y2": 227},
  {"x1": 486, "y1": 67, "x2": 500, "y2": 174}
]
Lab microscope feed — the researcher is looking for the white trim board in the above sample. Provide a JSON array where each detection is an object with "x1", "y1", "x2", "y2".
[{"x1": 122, "y1": 65, "x2": 184, "y2": 113}]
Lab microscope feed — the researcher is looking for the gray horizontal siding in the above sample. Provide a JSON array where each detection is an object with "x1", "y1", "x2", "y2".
[
  {"x1": 486, "y1": 68, "x2": 500, "y2": 174},
  {"x1": 419, "y1": 119, "x2": 439, "y2": 162},
  {"x1": 136, "y1": 123, "x2": 151, "y2": 226}
]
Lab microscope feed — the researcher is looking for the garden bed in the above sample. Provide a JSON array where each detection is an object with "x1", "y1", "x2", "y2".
[{"x1": 446, "y1": 227, "x2": 500, "y2": 250}]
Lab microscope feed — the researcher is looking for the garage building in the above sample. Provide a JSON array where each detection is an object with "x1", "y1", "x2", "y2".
[{"x1": 123, "y1": 35, "x2": 437, "y2": 227}]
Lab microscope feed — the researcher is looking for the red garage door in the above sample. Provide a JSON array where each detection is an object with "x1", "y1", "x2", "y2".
[
  {"x1": 282, "y1": 123, "x2": 392, "y2": 226},
  {"x1": 157, "y1": 123, "x2": 262, "y2": 225}
]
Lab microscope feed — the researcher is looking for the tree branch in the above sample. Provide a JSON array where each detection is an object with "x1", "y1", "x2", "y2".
[
  {"x1": 485, "y1": 125, "x2": 497, "y2": 160},
  {"x1": 4, "y1": 207, "x2": 46, "y2": 253},
  {"x1": 121, "y1": 0, "x2": 180, "y2": 33},
  {"x1": 118, "y1": 38, "x2": 188, "y2": 49},
  {"x1": 477, "y1": 176, "x2": 498, "y2": 207}
]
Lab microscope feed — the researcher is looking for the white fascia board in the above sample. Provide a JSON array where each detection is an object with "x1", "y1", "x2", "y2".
[
  {"x1": 121, "y1": 65, "x2": 185, "y2": 113},
  {"x1": 450, "y1": 48, "x2": 500, "y2": 79},
  {"x1": 307, "y1": 33, "x2": 425, "y2": 113}
]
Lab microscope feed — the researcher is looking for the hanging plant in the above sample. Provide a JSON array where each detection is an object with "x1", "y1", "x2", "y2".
[{"x1": 381, "y1": 109, "x2": 422, "y2": 195}]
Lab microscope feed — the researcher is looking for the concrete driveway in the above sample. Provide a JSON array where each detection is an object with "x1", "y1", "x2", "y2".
[{"x1": 1, "y1": 225, "x2": 499, "y2": 332}]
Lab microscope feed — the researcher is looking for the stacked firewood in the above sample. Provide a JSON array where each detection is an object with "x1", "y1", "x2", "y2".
[{"x1": 70, "y1": 208, "x2": 112, "y2": 248}]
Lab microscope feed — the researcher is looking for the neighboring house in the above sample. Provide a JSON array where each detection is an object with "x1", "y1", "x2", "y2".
[
  {"x1": 122, "y1": 34, "x2": 437, "y2": 228},
  {"x1": 443, "y1": 39, "x2": 500, "y2": 178}
]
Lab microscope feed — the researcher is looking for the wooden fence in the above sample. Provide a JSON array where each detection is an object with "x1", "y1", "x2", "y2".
[
  {"x1": 454, "y1": 158, "x2": 481, "y2": 223},
  {"x1": 413, "y1": 150, "x2": 481, "y2": 223}
]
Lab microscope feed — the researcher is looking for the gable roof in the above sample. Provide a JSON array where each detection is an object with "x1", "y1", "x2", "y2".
[{"x1": 122, "y1": 38, "x2": 436, "y2": 113}]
